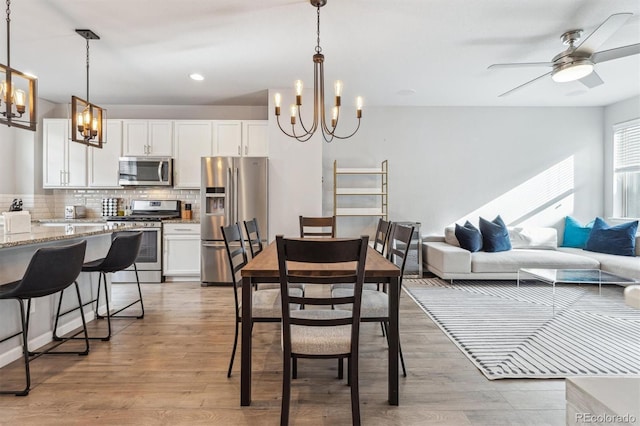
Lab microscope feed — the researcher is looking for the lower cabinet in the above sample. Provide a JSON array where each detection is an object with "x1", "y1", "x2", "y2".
[{"x1": 163, "y1": 223, "x2": 200, "y2": 281}]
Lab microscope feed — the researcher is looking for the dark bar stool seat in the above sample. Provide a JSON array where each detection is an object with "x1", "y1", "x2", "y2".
[
  {"x1": 0, "y1": 240, "x2": 88, "y2": 396},
  {"x1": 56, "y1": 231, "x2": 143, "y2": 341}
]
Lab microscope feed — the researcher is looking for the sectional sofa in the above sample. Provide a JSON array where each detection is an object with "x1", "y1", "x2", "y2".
[{"x1": 423, "y1": 226, "x2": 640, "y2": 282}]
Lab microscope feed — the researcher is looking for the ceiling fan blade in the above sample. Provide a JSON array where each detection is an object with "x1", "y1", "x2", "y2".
[
  {"x1": 592, "y1": 43, "x2": 640, "y2": 63},
  {"x1": 498, "y1": 71, "x2": 553, "y2": 97},
  {"x1": 488, "y1": 62, "x2": 553, "y2": 69},
  {"x1": 579, "y1": 70, "x2": 604, "y2": 88},
  {"x1": 575, "y1": 13, "x2": 633, "y2": 54}
]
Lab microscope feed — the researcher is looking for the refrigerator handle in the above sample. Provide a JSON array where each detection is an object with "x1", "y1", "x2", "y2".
[
  {"x1": 227, "y1": 167, "x2": 233, "y2": 226},
  {"x1": 235, "y1": 167, "x2": 240, "y2": 224}
]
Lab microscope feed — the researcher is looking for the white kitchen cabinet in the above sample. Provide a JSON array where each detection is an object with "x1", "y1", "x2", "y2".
[
  {"x1": 241, "y1": 120, "x2": 268, "y2": 156},
  {"x1": 163, "y1": 223, "x2": 200, "y2": 281},
  {"x1": 122, "y1": 120, "x2": 173, "y2": 157},
  {"x1": 88, "y1": 120, "x2": 122, "y2": 188},
  {"x1": 173, "y1": 121, "x2": 213, "y2": 188},
  {"x1": 215, "y1": 120, "x2": 268, "y2": 157},
  {"x1": 214, "y1": 120, "x2": 243, "y2": 156},
  {"x1": 43, "y1": 119, "x2": 87, "y2": 188}
]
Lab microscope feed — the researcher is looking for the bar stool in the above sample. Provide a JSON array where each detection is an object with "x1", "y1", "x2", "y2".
[
  {"x1": 0, "y1": 240, "x2": 88, "y2": 396},
  {"x1": 56, "y1": 231, "x2": 143, "y2": 341}
]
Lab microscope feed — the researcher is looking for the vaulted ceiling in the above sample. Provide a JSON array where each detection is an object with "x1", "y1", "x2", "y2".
[{"x1": 5, "y1": 0, "x2": 640, "y2": 107}]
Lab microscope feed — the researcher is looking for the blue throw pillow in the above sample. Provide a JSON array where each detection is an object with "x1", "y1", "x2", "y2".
[
  {"x1": 584, "y1": 217, "x2": 638, "y2": 257},
  {"x1": 562, "y1": 216, "x2": 594, "y2": 248},
  {"x1": 455, "y1": 221, "x2": 482, "y2": 252},
  {"x1": 479, "y1": 215, "x2": 512, "y2": 252}
]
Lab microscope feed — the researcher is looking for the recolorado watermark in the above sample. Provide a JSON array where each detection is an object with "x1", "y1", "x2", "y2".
[{"x1": 575, "y1": 412, "x2": 637, "y2": 424}]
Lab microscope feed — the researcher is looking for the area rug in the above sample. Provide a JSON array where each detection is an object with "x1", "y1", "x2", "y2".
[{"x1": 404, "y1": 278, "x2": 640, "y2": 380}]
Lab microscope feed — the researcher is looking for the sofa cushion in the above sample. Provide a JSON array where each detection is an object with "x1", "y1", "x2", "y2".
[
  {"x1": 471, "y1": 249, "x2": 600, "y2": 273},
  {"x1": 585, "y1": 217, "x2": 638, "y2": 257},
  {"x1": 562, "y1": 216, "x2": 594, "y2": 248},
  {"x1": 479, "y1": 215, "x2": 511, "y2": 253},
  {"x1": 559, "y1": 247, "x2": 640, "y2": 281},
  {"x1": 509, "y1": 227, "x2": 557, "y2": 250},
  {"x1": 455, "y1": 221, "x2": 482, "y2": 252}
]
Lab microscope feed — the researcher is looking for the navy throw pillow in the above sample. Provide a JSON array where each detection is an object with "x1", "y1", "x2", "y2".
[
  {"x1": 479, "y1": 215, "x2": 512, "y2": 252},
  {"x1": 455, "y1": 221, "x2": 482, "y2": 252},
  {"x1": 584, "y1": 217, "x2": 638, "y2": 257}
]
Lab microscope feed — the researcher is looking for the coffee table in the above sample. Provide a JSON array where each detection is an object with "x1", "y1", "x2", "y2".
[{"x1": 517, "y1": 268, "x2": 638, "y2": 313}]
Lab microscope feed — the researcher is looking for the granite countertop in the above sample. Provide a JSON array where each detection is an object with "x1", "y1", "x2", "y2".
[{"x1": 0, "y1": 223, "x2": 135, "y2": 249}]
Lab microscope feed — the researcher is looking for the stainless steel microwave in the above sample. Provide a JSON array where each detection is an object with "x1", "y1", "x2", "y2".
[{"x1": 118, "y1": 157, "x2": 173, "y2": 186}]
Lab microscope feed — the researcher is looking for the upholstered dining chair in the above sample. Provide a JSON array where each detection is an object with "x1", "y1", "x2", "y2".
[
  {"x1": 0, "y1": 240, "x2": 88, "y2": 396},
  {"x1": 276, "y1": 235, "x2": 369, "y2": 426},
  {"x1": 55, "y1": 231, "x2": 144, "y2": 341},
  {"x1": 332, "y1": 223, "x2": 414, "y2": 377},
  {"x1": 299, "y1": 215, "x2": 336, "y2": 238},
  {"x1": 222, "y1": 223, "x2": 302, "y2": 378}
]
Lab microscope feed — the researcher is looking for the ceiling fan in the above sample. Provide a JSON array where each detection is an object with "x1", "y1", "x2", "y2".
[{"x1": 488, "y1": 13, "x2": 640, "y2": 97}]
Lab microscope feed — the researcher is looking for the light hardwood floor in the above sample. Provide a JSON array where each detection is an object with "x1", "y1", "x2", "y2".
[{"x1": 0, "y1": 280, "x2": 565, "y2": 425}]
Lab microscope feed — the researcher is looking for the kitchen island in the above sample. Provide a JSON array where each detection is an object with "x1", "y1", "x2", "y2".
[{"x1": 0, "y1": 224, "x2": 132, "y2": 368}]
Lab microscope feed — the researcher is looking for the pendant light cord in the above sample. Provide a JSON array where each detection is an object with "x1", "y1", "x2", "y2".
[{"x1": 315, "y1": 4, "x2": 321, "y2": 54}]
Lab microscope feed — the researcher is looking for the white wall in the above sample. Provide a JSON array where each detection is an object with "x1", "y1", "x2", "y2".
[
  {"x1": 266, "y1": 89, "x2": 323, "y2": 240},
  {"x1": 323, "y1": 106, "x2": 605, "y2": 237},
  {"x1": 603, "y1": 95, "x2": 640, "y2": 218}
]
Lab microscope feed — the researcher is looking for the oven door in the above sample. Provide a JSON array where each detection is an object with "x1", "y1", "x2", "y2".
[{"x1": 111, "y1": 227, "x2": 163, "y2": 283}]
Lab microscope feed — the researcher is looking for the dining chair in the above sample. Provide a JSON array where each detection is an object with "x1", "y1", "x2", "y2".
[
  {"x1": 0, "y1": 240, "x2": 88, "y2": 396},
  {"x1": 276, "y1": 235, "x2": 369, "y2": 426},
  {"x1": 299, "y1": 215, "x2": 336, "y2": 238},
  {"x1": 243, "y1": 217, "x2": 263, "y2": 258},
  {"x1": 373, "y1": 218, "x2": 392, "y2": 256},
  {"x1": 332, "y1": 223, "x2": 414, "y2": 377},
  {"x1": 222, "y1": 223, "x2": 302, "y2": 378},
  {"x1": 55, "y1": 231, "x2": 144, "y2": 341}
]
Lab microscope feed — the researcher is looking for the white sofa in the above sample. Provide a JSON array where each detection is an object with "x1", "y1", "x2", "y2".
[{"x1": 423, "y1": 227, "x2": 640, "y2": 282}]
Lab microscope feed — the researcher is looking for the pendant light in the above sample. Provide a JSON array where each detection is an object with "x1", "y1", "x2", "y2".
[
  {"x1": 0, "y1": 0, "x2": 37, "y2": 131},
  {"x1": 274, "y1": 0, "x2": 362, "y2": 143},
  {"x1": 70, "y1": 29, "x2": 105, "y2": 148}
]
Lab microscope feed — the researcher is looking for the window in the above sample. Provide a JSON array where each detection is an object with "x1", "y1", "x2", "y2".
[{"x1": 613, "y1": 118, "x2": 640, "y2": 218}]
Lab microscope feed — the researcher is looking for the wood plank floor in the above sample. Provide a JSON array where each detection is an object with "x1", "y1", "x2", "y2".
[{"x1": 0, "y1": 280, "x2": 565, "y2": 425}]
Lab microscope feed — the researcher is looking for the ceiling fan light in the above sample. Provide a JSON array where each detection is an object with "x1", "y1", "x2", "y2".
[{"x1": 551, "y1": 60, "x2": 594, "y2": 83}]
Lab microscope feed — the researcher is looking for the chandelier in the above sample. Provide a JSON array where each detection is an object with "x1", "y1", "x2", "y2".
[
  {"x1": 71, "y1": 29, "x2": 105, "y2": 148},
  {"x1": 274, "y1": 0, "x2": 362, "y2": 143},
  {"x1": 0, "y1": 0, "x2": 37, "y2": 131}
]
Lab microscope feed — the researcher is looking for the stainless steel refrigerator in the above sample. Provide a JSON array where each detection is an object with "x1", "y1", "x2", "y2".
[{"x1": 200, "y1": 156, "x2": 268, "y2": 285}]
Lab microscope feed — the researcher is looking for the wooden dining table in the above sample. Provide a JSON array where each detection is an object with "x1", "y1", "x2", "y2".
[{"x1": 240, "y1": 240, "x2": 402, "y2": 406}]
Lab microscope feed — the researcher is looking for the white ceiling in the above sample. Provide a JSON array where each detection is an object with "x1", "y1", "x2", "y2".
[{"x1": 5, "y1": 0, "x2": 640, "y2": 108}]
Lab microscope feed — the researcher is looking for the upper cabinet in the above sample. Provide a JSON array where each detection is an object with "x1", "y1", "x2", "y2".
[
  {"x1": 122, "y1": 120, "x2": 173, "y2": 157},
  {"x1": 173, "y1": 121, "x2": 214, "y2": 188},
  {"x1": 43, "y1": 119, "x2": 87, "y2": 188},
  {"x1": 215, "y1": 120, "x2": 243, "y2": 157},
  {"x1": 241, "y1": 120, "x2": 269, "y2": 157},
  {"x1": 88, "y1": 120, "x2": 123, "y2": 188}
]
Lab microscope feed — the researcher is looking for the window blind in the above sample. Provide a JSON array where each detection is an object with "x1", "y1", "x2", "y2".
[{"x1": 614, "y1": 118, "x2": 640, "y2": 173}]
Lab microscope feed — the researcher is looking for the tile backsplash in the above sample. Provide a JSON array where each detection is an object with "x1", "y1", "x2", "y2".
[{"x1": 58, "y1": 188, "x2": 201, "y2": 218}]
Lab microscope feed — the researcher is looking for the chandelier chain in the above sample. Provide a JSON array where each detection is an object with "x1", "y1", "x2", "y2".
[
  {"x1": 315, "y1": 5, "x2": 321, "y2": 54},
  {"x1": 85, "y1": 39, "x2": 90, "y2": 102},
  {"x1": 5, "y1": 0, "x2": 10, "y2": 68}
]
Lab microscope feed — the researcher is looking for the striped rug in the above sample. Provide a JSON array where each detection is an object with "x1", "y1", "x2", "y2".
[{"x1": 404, "y1": 278, "x2": 640, "y2": 380}]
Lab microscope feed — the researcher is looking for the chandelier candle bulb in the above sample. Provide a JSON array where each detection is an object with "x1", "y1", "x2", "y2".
[
  {"x1": 356, "y1": 96, "x2": 363, "y2": 118},
  {"x1": 290, "y1": 104, "x2": 296, "y2": 125},
  {"x1": 274, "y1": 92, "x2": 282, "y2": 116},
  {"x1": 331, "y1": 106, "x2": 338, "y2": 127},
  {"x1": 295, "y1": 80, "x2": 303, "y2": 105}
]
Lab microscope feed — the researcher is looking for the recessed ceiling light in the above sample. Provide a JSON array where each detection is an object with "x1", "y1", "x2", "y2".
[{"x1": 189, "y1": 73, "x2": 204, "y2": 81}]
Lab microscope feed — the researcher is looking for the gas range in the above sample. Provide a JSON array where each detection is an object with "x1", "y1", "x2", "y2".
[{"x1": 106, "y1": 200, "x2": 181, "y2": 283}]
